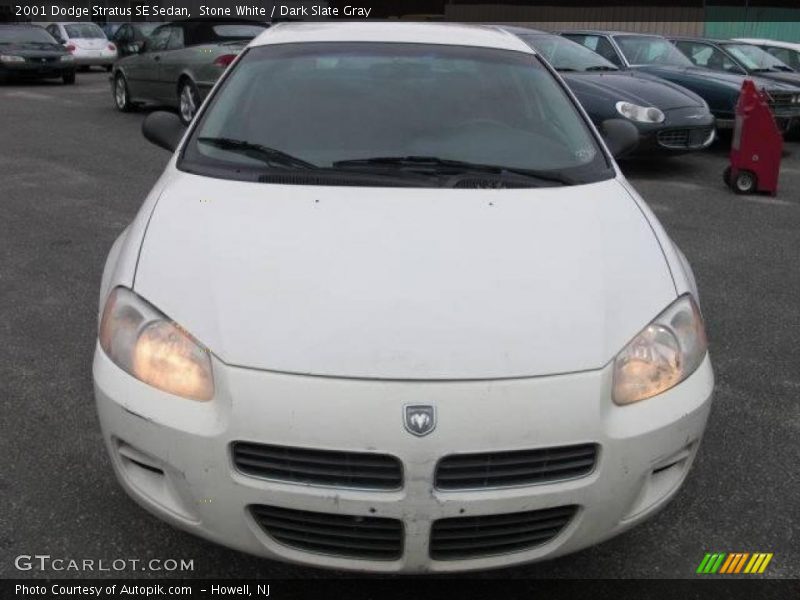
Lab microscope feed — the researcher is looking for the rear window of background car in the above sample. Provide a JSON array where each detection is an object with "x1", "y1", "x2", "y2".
[{"x1": 65, "y1": 23, "x2": 105, "y2": 39}]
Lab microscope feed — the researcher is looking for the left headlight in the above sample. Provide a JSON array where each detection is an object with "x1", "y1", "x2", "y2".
[
  {"x1": 616, "y1": 101, "x2": 665, "y2": 124},
  {"x1": 612, "y1": 295, "x2": 708, "y2": 405},
  {"x1": 99, "y1": 287, "x2": 214, "y2": 401},
  {"x1": 0, "y1": 54, "x2": 25, "y2": 63},
  {"x1": 60, "y1": 55, "x2": 74, "y2": 62}
]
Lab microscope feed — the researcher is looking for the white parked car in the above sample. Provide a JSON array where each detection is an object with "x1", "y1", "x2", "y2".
[
  {"x1": 94, "y1": 22, "x2": 714, "y2": 573},
  {"x1": 734, "y1": 38, "x2": 800, "y2": 72},
  {"x1": 45, "y1": 22, "x2": 116, "y2": 70}
]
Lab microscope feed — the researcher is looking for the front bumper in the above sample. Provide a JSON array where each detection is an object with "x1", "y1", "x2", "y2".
[
  {"x1": 633, "y1": 107, "x2": 716, "y2": 155},
  {"x1": 94, "y1": 347, "x2": 714, "y2": 573},
  {"x1": 1, "y1": 60, "x2": 73, "y2": 78}
]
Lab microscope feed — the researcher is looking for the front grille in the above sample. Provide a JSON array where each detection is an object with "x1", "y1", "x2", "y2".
[
  {"x1": 657, "y1": 127, "x2": 713, "y2": 149},
  {"x1": 232, "y1": 442, "x2": 402, "y2": 490},
  {"x1": 25, "y1": 56, "x2": 58, "y2": 64},
  {"x1": 430, "y1": 505, "x2": 577, "y2": 560},
  {"x1": 250, "y1": 504, "x2": 403, "y2": 560},
  {"x1": 435, "y1": 443, "x2": 597, "y2": 490},
  {"x1": 766, "y1": 91, "x2": 794, "y2": 107}
]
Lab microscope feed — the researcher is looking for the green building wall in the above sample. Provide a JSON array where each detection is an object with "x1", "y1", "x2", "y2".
[{"x1": 705, "y1": 7, "x2": 800, "y2": 42}]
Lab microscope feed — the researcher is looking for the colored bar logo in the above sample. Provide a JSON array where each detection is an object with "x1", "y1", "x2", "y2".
[{"x1": 696, "y1": 552, "x2": 773, "y2": 574}]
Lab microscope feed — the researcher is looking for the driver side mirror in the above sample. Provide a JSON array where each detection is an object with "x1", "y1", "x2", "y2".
[
  {"x1": 600, "y1": 118, "x2": 640, "y2": 158},
  {"x1": 142, "y1": 111, "x2": 187, "y2": 152}
]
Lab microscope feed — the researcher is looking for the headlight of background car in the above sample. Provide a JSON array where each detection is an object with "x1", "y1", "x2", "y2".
[
  {"x1": 613, "y1": 295, "x2": 708, "y2": 405},
  {"x1": 0, "y1": 54, "x2": 25, "y2": 63},
  {"x1": 615, "y1": 101, "x2": 665, "y2": 124},
  {"x1": 99, "y1": 287, "x2": 214, "y2": 401}
]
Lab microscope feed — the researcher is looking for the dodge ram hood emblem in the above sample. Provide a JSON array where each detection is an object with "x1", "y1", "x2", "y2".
[{"x1": 404, "y1": 405, "x2": 436, "y2": 437}]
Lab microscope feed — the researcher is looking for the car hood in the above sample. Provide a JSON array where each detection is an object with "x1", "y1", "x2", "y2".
[
  {"x1": 133, "y1": 172, "x2": 676, "y2": 380},
  {"x1": 749, "y1": 70, "x2": 800, "y2": 87},
  {"x1": 636, "y1": 64, "x2": 800, "y2": 91},
  {"x1": 562, "y1": 70, "x2": 706, "y2": 110}
]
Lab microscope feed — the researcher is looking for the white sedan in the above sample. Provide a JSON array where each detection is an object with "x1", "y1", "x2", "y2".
[{"x1": 94, "y1": 22, "x2": 714, "y2": 573}]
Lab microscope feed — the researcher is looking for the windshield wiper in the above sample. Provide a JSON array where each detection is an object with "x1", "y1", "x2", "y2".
[
  {"x1": 332, "y1": 156, "x2": 574, "y2": 186},
  {"x1": 555, "y1": 67, "x2": 579, "y2": 72},
  {"x1": 585, "y1": 65, "x2": 618, "y2": 71},
  {"x1": 197, "y1": 137, "x2": 317, "y2": 170}
]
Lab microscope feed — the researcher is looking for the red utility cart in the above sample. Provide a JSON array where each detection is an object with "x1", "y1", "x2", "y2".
[{"x1": 724, "y1": 79, "x2": 783, "y2": 195}]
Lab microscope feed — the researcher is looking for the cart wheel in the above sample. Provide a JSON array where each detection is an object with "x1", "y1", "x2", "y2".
[
  {"x1": 723, "y1": 166, "x2": 731, "y2": 187},
  {"x1": 733, "y1": 170, "x2": 757, "y2": 194}
]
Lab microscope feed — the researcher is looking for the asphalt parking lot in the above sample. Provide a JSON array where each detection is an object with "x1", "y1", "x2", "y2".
[{"x1": 1, "y1": 71, "x2": 799, "y2": 580}]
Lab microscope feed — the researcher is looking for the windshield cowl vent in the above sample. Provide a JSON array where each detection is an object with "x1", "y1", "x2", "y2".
[
  {"x1": 452, "y1": 177, "x2": 535, "y2": 189},
  {"x1": 257, "y1": 173, "x2": 417, "y2": 187}
]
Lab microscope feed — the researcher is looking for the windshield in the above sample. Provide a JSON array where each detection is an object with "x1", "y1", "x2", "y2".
[
  {"x1": 723, "y1": 43, "x2": 792, "y2": 71},
  {"x1": 181, "y1": 42, "x2": 611, "y2": 187},
  {"x1": 615, "y1": 36, "x2": 693, "y2": 67},
  {"x1": 520, "y1": 34, "x2": 618, "y2": 71},
  {"x1": 65, "y1": 23, "x2": 106, "y2": 39},
  {"x1": 0, "y1": 27, "x2": 59, "y2": 45}
]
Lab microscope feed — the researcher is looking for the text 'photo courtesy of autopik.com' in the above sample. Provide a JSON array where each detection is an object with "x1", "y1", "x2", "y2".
[{"x1": 1, "y1": 0, "x2": 799, "y2": 597}]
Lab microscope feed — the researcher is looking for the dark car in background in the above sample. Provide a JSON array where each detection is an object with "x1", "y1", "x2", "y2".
[
  {"x1": 507, "y1": 28, "x2": 715, "y2": 155},
  {"x1": 561, "y1": 30, "x2": 800, "y2": 131},
  {"x1": 0, "y1": 24, "x2": 75, "y2": 85},
  {"x1": 670, "y1": 37, "x2": 800, "y2": 91},
  {"x1": 100, "y1": 23, "x2": 124, "y2": 40},
  {"x1": 110, "y1": 22, "x2": 162, "y2": 59},
  {"x1": 112, "y1": 19, "x2": 268, "y2": 124}
]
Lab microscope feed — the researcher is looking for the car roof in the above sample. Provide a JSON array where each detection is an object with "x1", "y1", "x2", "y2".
[
  {"x1": 734, "y1": 37, "x2": 800, "y2": 49},
  {"x1": 670, "y1": 36, "x2": 744, "y2": 44},
  {"x1": 495, "y1": 25, "x2": 548, "y2": 36},
  {"x1": 560, "y1": 30, "x2": 661, "y2": 37},
  {"x1": 249, "y1": 22, "x2": 535, "y2": 54}
]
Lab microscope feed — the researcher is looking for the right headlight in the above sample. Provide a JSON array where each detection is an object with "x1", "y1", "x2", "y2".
[
  {"x1": 612, "y1": 295, "x2": 708, "y2": 405},
  {"x1": 0, "y1": 54, "x2": 25, "y2": 63},
  {"x1": 99, "y1": 287, "x2": 214, "y2": 401},
  {"x1": 616, "y1": 101, "x2": 666, "y2": 123}
]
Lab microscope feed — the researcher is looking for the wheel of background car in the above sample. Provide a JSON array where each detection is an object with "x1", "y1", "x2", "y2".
[
  {"x1": 178, "y1": 79, "x2": 200, "y2": 125},
  {"x1": 722, "y1": 166, "x2": 731, "y2": 187},
  {"x1": 114, "y1": 73, "x2": 133, "y2": 112},
  {"x1": 733, "y1": 170, "x2": 757, "y2": 194},
  {"x1": 62, "y1": 71, "x2": 75, "y2": 85}
]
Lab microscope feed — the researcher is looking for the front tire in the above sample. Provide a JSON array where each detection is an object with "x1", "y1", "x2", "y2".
[
  {"x1": 113, "y1": 73, "x2": 133, "y2": 112},
  {"x1": 733, "y1": 170, "x2": 757, "y2": 194},
  {"x1": 178, "y1": 79, "x2": 200, "y2": 125}
]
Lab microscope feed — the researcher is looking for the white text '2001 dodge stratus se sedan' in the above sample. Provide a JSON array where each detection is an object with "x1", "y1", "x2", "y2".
[{"x1": 94, "y1": 22, "x2": 714, "y2": 573}]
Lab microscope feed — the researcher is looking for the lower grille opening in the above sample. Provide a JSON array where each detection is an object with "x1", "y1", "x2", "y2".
[
  {"x1": 657, "y1": 127, "x2": 714, "y2": 149},
  {"x1": 430, "y1": 505, "x2": 577, "y2": 560},
  {"x1": 250, "y1": 504, "x2": 403, "y2": 560}
]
